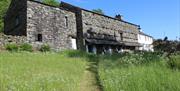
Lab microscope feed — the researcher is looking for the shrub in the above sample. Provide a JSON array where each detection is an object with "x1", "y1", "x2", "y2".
[
  {"x1": 5, "y1": 43, "x2": 18, "y2": 52},
  {"x1": 62, "y1": 50, "x2": 88, "y2": 58},
  {"x1": 19, "y1": 43, "x2": 33, "y2": 52},
  {"x1": 168, "y1": 55, "x2": 180, "y2": 69},
  {"x1": 40, "y1": 44, "x2": 50, "y2": 52},
  {"x1": 99, "y1": 52, "x2": 163, "y2": 69}
]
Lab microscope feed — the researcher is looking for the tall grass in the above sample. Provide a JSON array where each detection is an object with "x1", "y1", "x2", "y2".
[
  {"x1": 0, "y1": 51, "x2": 87, "y2": 91},
  {"x1": 1, "y1": 51, "x2": 180, "y2": 91},
  {"x1": 98, "y1": 53, "x2": 180, "y2": 91},
  {"x1": 169, "y1": 54, "x2": 180, "y2": 69}
]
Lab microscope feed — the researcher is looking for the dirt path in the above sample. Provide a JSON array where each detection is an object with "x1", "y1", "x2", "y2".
[{"x1": 79, "y1": 60, "x2": 102, "y2": 91}]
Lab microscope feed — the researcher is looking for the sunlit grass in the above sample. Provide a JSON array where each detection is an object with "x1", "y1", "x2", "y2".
[
  {"x1": 98, "y1": 53, "x2": 180, "y2": 91},
  {"x1": 0, "y1": 51, "x2": 87, "y2": 91},
  {"x1": 1, "y1": 51, "x2": 180, "y2": 91}
]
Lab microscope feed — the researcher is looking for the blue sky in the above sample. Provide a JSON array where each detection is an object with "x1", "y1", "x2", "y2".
[{"x1": 59, "y1": 0, "x2": 180, "y2": 40}]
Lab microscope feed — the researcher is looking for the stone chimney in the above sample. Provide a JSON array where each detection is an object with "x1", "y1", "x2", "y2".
[{"x1": 115, "y1": 14, "x2": 123, "y2": 21}]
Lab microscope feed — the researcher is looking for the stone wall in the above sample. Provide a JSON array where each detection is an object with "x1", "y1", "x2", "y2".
[
  {"x1": 26, "y1": 1, "x2": 77, "y2": 51},
  {"x1": 0, "y1": 33, "x2": 26, "y2": 49},
  {"x1": 60, "y1": 2, "x2": 86, "y2": 50},
  {"x1": 81, "y1": 10, "x2": 139, "y2": 43}
]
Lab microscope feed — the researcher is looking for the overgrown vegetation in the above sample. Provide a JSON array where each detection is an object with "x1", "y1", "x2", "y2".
[
  {"x1": 5, "y1": 43, "x2": 52, "y2": 52},
  {"x1": 5, "y1": 43, "x2": 19, "y2": 52},
  {"x1": 98, "y1": 52, "x2": 180, "y2": 91},
  {"x1": 5, "y1": 43, "x2": 33, "y2": 52},
  {"x1": 39, "y1": 44, "x2": 51, "y2": 52},
  {"x1": 19, "y1": 43, "x2": 33, "y2": 52},
  {"x1": 168, "y1": 54, "x2": 180, "y2": 69}
]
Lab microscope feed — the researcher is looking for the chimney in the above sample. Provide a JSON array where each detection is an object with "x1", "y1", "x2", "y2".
[{"x1": 115, "y1": 14, "x2": 123, "y2": 21}]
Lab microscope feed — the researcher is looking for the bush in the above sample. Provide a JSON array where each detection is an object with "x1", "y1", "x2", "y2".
[
  {"x1": 5, "y1": 43, "x2": 19, "y2": 52},
  {"x1": 100, "y1": 52, "x2": 162, "y2": 68},
  {"x1": 61, "y1": 50, "x2": 88, "y2": 58},
  {"x1": 168, "y1": 55, "x2": 180, "y2": 69},
  {"x1": 19, "y1": 43, "x2": 33, "y2": 52},
  {"x1": 40, "y1": 44, "x2": 50, "y2": 52}
]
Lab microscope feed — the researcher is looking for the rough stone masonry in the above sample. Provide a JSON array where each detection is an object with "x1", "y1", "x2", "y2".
[{"x1": 3, "y1": 0, "x2": 148, "y2": 53}]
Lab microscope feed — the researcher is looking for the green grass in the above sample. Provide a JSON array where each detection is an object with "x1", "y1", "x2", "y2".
[
  {"x1": 0, "y1": 51, "x2": 87, "y2": 91},
  {"x1": 169, "y1": 54, "x2": 180, "y2": 69},
  {"x1": 1, "y1": 51, "x2": 180, "y2": 91},
  {"x1": 98, "y1": 53, "x2": 180, "y2": 91}
]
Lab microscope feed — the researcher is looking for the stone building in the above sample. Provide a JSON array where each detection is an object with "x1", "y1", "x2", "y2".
[{"x1": 4, "y1": 0, "x2": 153, "y2": 53}]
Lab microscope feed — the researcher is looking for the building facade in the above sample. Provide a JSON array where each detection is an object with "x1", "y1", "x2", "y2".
[
  {"x1": 4, "y1": 0, "x2": 153, "y2": 53},
  {"x1": 4, "y1": 0, "x2": 77, "y2": 51},
  {"x1": 138, "y1": 31, "x2": 154, "y2": 51}
]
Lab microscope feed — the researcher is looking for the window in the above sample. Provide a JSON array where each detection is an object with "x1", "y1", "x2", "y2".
[
  {"x1": 37, "y1": 34, "x2": 42, "y2": 42},
  {"x1": 120, "y1": 33, "x2": 123, "y2": 41},
  {"x1": 15, "y1": 16, "x2": 20, "y2": 26},
  {"x1": 65, "y1": 16, "x2": 68, "y2": 28}
]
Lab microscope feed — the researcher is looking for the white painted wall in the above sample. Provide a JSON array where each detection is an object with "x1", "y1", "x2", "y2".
[
  {"x1": 138, "y1": 34, "x2": 154, "y2": 51},
  {"x1": 71, "y1": 38, "x2": 77, "y2": 50}
]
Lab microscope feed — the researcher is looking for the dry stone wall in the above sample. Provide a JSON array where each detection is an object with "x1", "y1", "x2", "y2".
[{"x1": 0, "y1": 33, "x2": 26, "y2": 49}]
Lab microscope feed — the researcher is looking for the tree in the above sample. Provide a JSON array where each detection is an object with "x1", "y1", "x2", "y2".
[
  {"x1": 0, "y1": 0, "x2": 10, "y2": 32},
  {"x1": 41, "y1": 0, "x2": 59, "y2": 6},
  {"x1": 92, "y1": 9, "x2": 104, "y2": 15}
]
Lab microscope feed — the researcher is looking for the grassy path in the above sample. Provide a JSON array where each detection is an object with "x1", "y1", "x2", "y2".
[{"x1": 79, "y1": 57, "x2": 103, "y2": 91}]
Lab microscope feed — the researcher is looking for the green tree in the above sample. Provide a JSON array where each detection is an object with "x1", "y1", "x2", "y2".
[
  {"x1": 0, "y1": 0, "x2": 10, "y2": 32},
  {"x1": 92, "y1": 9, "x2": 104, "y2": 15},
  {"x1": 42, "y1": 0, "x2": 59, "y2": 6}
]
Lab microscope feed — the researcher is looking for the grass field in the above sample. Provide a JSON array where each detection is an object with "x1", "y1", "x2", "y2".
[
  {"x1": 0, "y1": 51, "x2": 180, "y2": 91},
  {"x1": 98, "y1": 53, "x2": 180, "y2": 91},
  {"x1": 0, "y1": 51, "x2": 87, "y2": 91}
]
